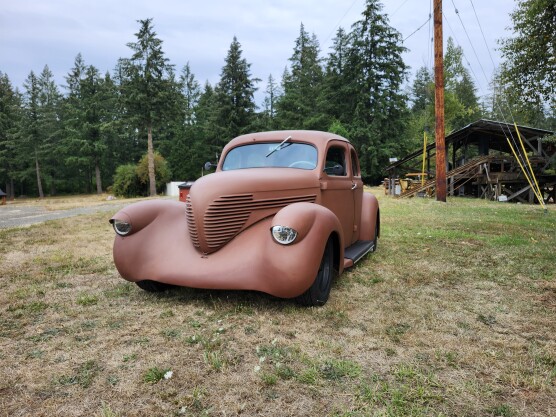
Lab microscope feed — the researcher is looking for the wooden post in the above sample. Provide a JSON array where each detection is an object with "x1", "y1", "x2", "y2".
[{"x1": 434, "y1": 0, "x2": 446, "y2": 202}]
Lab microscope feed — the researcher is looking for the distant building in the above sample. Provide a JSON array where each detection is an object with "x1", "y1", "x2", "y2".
[{"x1": 385, "y1": 119, "x2": 555, "y2": 204}]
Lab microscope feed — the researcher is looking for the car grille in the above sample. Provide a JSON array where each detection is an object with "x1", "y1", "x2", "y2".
[
  {"x1": 186, "y1": 193, "x2": 317, "y2": 252},
  {"x1": 185, "y1": 195, "x2": 200, "y2": 248}
]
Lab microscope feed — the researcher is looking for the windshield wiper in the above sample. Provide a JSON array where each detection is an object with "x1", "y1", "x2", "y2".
[{"x1": 266, "y1": 135, "x2": 292, "y2": 158}]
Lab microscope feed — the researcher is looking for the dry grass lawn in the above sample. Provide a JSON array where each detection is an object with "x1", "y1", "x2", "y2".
[{"x1": 0, "y1": 189, "x2": 554, "y2": 416}]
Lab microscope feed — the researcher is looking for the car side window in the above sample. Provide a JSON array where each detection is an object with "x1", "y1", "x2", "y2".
[
  {"x1": 324, "y1": 146, "x2": 347, "y2": 176},
  {"x1": 350, "y1": 149, "x2": 360, "y2": 177}
]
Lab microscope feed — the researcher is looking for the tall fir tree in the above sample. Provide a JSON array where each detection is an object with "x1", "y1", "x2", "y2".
[
  {"x1": 276, "y1": 23, "x2": 325, "y2": 130},
  {"x1": 348, "y1": 0, "x2": 409, "y2": 182},
  {"x1": 0, "y1": 72, "x2": 22, "y2": 198},
  {"x1": 119, "y1": 18, "x2": 177, "y2": 196},
  {"x1": 319, "y1": 27, "x2": 353, "y2": 126},
  {"x1": 37, "y1": 65, "x2": 63, "y2": 195},
  {"x1": 21, "y1": 71, "x2": 45, "y2": 197},
  {"x1": 214, "y1": 36, "x2": 259, "y2": 143}
]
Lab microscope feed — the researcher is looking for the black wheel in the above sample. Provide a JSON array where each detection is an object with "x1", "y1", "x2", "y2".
[
  {"x1": 371, "y1": 221, "x2": 379, "y2": 252},
  {"x1": 136, "y1": 280, "x2": 174, "y2": 292},
  {"x1": 296, "y1": 238, "x2": 334, "y2": 307}
]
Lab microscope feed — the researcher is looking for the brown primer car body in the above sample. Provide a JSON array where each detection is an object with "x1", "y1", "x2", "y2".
[{"x1": 110, "y1": 130, "x2": 379, "y2": 305}]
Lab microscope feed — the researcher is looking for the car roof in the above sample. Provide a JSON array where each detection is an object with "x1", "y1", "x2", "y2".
[{"x1": 224, "y1": 130, "x2": 350, "y2": 151}]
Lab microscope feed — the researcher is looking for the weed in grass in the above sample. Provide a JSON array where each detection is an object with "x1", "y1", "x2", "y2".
[
  {"x1": 297, "y1": 367, "x2": 319, "y2": 385},
  {"x1": 57, "y1": 360, "x2": 101, "y2": 388},
  {"x1": 477, "y1": 314, "x2": 497, "y2": 326},
  {"x1": 244, "y1": 325, "x2": 258, "y2": 335},
  {"x1": 143, "y1": 366, "x2": 171, "y2": 384},
  {"x1": 260, "y1": 372, "x2": 278, "y2": 385},
  {"x1": 489, "y1": 403, "x2": 516, "y2": 417},
  {"x1": 203, "y1": 351, "x2": 225, "y2": 371},
  {"x1": 132, "y1": 337, "x2": 150, "y2": 346},
  {"x1": 103, "y1": 283, "x2": 132, "y2": 298},
  {"x1": 386, "y1": 322, "x2": 411, "y2": 343},
  {"x1": 256, "y1": 342, "x2": 293, "y2": 364},
  {"x1": 98, "y1": 401, "x2": 120, "y2": 417},
  {"x1": 107, "y1": 375, "x2": 119, "y2": 386},
  {"x1": 159, "y1": 309, "x2": 175, "y2": 318},
  {"x1": 26, "y1": 349, "x2": 44, "y2": 359},
  {"x1": 189, "y1": 320, "x2": 202, "y2": 329},
  {"x1": 8, "y1": 301, "x2": 48, "y2": 314},
  {"x1": 28, "y1": 327, "x2": 64, "y2": 343},
  {"x1": 185, "y1": 334, "x2": 203, "y2": 344},
  {"x1": 76, "y1": 293, "x2": 99, "y2": 306},
  {"x1": 123, "y1": 353, "x2": 137, "y2": 362},
  {"x1": 180, "y1": 387, "x2": 207, "y2": 414},
  {"x1": 161, "y1": 328, "x2": 181, "y2": 340},
  {"x1": 274, "y1": 364, "x2": 295, "y2": 380},
  {"x1": 321, "y1": 359, "x2": 361, "y2": 380}
]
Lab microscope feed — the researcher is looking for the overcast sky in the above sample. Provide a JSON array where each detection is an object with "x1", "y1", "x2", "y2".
[{"x1": 0, "y1": 0, "x2": 516, "y2": 104}]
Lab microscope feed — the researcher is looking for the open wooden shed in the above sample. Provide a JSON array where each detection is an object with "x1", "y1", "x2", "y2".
[{"x1": 385, "y1": 119, "x2": 555, "y2": 204}]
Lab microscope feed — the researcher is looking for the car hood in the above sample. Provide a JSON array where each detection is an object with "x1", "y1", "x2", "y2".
[{"x1": 187, "y1": 168, "x2": 320, "y2": 254}]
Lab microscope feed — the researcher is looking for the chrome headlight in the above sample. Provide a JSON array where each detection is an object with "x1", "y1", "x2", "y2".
[
  {"x1": 111, "y1": 219, "x2": 132, "y2": 236},
  {"x1": 271, "y1": 225, "x2": 298, "y2": 245}
]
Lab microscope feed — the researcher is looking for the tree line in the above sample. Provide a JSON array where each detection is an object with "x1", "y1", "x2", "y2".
[{"x1": 0, "y1": 0, "x2": 553, "y2": 198}]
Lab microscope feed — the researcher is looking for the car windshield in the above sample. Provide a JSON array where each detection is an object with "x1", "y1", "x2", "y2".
[{"x1": 222, "y1": 142, "x2": 318, "y2": 171}]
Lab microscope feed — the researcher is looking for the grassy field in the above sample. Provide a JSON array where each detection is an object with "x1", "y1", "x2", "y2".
[{"x1": 0, "y1": 190, "x2": 554, "y2": 416}]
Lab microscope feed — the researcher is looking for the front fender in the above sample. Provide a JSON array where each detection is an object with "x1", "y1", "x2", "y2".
[{"x1": 270, "y1": 202, "x2": 345, "y2": 277}]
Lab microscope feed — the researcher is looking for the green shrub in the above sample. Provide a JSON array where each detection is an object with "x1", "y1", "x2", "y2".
[
  {"x1": 112, "y1": 164, "x2": 142, "y2": 198},
  {"x1": 136, "y1": 152, "x2": 172, "y2": 194}
]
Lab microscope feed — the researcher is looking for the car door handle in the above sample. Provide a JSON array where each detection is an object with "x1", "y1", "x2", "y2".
[{"x1": 351, "y1": 183, "x2": 357, "y2": 190}]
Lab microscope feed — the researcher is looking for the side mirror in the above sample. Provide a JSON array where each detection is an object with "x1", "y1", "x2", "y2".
[{"x1": 204, "y1": 161, "x2": 216, "y2": 171}]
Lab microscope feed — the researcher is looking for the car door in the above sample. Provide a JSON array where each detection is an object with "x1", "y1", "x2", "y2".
[
  {"x1": 320, "y1": 141, "x2": 355, "y2": 246},
  {"x1": 349, "y1": 146, "x2": 364, "y2": 244}
]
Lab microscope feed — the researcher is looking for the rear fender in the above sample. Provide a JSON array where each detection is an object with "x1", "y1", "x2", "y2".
[{"x1": 359, "y1": 193, "x2": 379, "y2": 241}]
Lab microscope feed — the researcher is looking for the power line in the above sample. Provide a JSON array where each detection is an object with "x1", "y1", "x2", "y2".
[
  {"x1": 322, "y1": 0, "x2": 362, "y2": 46},
  {"x1": 449, "y1": 0, "x2": 490, "y2": 85},
  {"x1": 403, "y1": 15, "x2": 432, "y2": 42},
  {"x1": 391, "y1": 0, "x2": 412, "y2": 17},
  {"x1": 468, "y1": 0, "x2": 498, "y2": 69}
]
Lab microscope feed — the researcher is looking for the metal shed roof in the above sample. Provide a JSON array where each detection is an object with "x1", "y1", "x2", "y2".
[{"x1": 386, "y1": 119, "x2": 554, "y2": 172}]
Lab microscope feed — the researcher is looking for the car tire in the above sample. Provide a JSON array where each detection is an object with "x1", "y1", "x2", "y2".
[
  {"x1": 296, "y1": 238, "x2": 334, "y2": 307},
  {"x1": 136, "y1": 280, "x2": 174, "y2": 292},
  {"x1": 371, "y1": 221, "x2": 379, "y2": 252}
]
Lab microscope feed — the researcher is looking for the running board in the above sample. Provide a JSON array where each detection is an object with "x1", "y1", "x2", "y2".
[{"x1": 343, "y1": 240, "x2": 374, "y2": 268}]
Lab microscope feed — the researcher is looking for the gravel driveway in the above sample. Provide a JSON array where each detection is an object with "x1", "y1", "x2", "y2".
[{"x1": 0, "y1": 202, "x2": 130, "y2": 229}]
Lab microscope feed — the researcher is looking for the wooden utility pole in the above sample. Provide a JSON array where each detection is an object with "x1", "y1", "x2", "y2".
[{"x1": 434, "y1": 0, "x2": 446, "y2": 202}]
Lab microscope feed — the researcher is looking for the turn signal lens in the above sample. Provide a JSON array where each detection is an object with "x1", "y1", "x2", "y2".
[
  {"x1": 112, "y1": 219, "x2": 132, "y2": 236},
  {"x1": 271, "y1": 225, "x2": 298, "y2": 245}
]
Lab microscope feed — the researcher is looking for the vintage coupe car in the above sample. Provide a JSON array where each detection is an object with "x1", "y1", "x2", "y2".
[{"x1": 110, "y1": 130, "x2": 380, "y2": 306}]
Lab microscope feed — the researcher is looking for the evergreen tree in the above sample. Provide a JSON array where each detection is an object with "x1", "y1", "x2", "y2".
[
  {"x1": 63, "y1": 55, "x2": 100, "y2": 193},
  {"x1": 319, "y1": 27, "x2": 354, "y2": 126},
  {"x1": 262, "y1": 74, "x2": 280, "y2": 129},
  {"x1": 180, "y1": 62, "x2": 201, "y2": 125},
  {"x1": 499, "y1": 0, "x2": 555, "y2": 123},
  {"x1": 0, "y1": 72, "x2": 22, "y2": 198},
  {"x1": 21, "y1": 71, "x2": 45, "y2": 197},
  {"x1": 276, "y1": 23, "x2": 325, "y2": 130},
  {"x1": 348, "y1": 0, "x2": 409, "y2": 182},
  {"x1": 119, "y1": 18, "x2": 177, "y2": 196},
  {"x1": 444, "y1": 38, "x2": 480, "y2": 129},
  {"x1": 159, "y1": 63, "x2": 204, "y2": 181},
  {"x1": 214, "y1": 36, "x2": 259, "y2": 142},
  {"x1": 37, "y1": 65, "x2": 63, "y2": 195}
]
